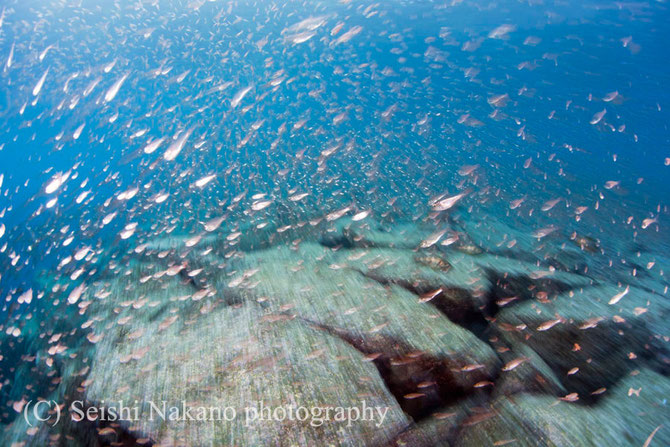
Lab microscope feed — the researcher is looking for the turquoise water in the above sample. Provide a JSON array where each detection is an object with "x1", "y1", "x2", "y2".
[{"x1": 0, "y1": 1, "x2": 669, "y2": 446}]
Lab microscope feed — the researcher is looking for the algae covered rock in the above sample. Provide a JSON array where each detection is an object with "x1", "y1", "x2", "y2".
[
  {"x1": 495, "y1": 284, "x2": 669, "y2": 400},
  {"x1": 77, "y1": 264, "x2": 411, "y2": 446},
  {"x1": 455, "y1": 368, "x2": 670, "y2": 447}
]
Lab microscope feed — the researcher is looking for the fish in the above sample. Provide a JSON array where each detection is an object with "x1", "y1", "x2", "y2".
[
  {"x1": 203, "y1": 216, "x2": 225, "y2": 232},
  {"x1": 163, "y1": 127, "x2": 194, "y2": 161},
  {"x1": 532, "y1": 225, "x2": 558, "y2": 239},
  {"x1": 289, "y1": 193, "x2": 309, "y2": 202},
  {"x1": 458, "y1": 164, "x2": 479, "y2": 176},
  {"x1": 608, "y1": 286, "x2": 629, "y2": 305},
  {"x1": 231, "y1": 85, "x2": 253, "y2": 108},
  {"x1": 579, "y1": 317, "x2": 604, "y2": 330},
  {"x1": 489, "y1": 24, "x2": 515, "y2": 39},
  {"x1": 73, "y1": 123, "x2": 85, "y2": 140},
  {"x1": 420, "y1": 230, "x2": 446, "y2": 248},
  {"x1": 33, "y1": 68, "x2": 49, "y2": 96},
  {"x1": 104, "y1": 73, "x2": 128, "y2": 102},
  {"x1": 45, "y1": 171, "x2": 71, "y2": 194},
  {"x1": 326, "y1": 206, "x2": 351, "y2": 221},
  {"x1": 502, "y1": 357, "x2": 527, "y2": 371},
  {"x1": 67, "y1": 284, "x2": 86, "y2": 304},
  {"x1": 560, "y1": 393, "x2": 579, "y2": 402},
  {"x1": 5, "y1": 42, "x2": 14, "y2": 70},
  {"x1": 541, "y1": 198, "x2": 561, "y2": 212},
  {"x1": 352, "y1": 210, "x2": 371, "y2": 221},
  {"x1": 590, "y1": 109, "x2": 606, "y2": 125},
  {"x1": 642, "y1": 425, "x2": 663, "y2": 447},
  {"x1": 603, "y1": 91, "x2": 619, "y2": 102},
  {"x1": 461, "y1": 364, "x2": 485, "y2": 372},
  {"x1": 194, "y1": 174, "x2": 216, "y2": 188},
  {"x1": 510, "y1": 197, "x2": 525, "y2": 209},
  {"x1": 431, "y1": 191, "x2": 467, "y2": 211},
  {"x1": 39, "y1": 44, "x2": 55, "y2": 62},
  {"x1": 641, "y1": 217, "x2": 658, "y2": 229},
  {"x1": 536, "y1": 317, "x2": 564, "y2": 331},
  {"x1": 332, "y1": 25, "x2": 362, "y2": 46},
  {"x1": 251, "y1": 200, "x2": 272, "y2": 211},
  {"x1": 419, "y1": 288, "x2": 443, "y2": 303},
  {"x1": 143, "y1": 137, "x2": 165, "y2": 154}
]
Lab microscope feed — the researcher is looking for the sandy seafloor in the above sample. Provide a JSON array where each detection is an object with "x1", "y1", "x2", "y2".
[{"x1": 0, "y1": 0, "x2": 669, "y2": 446}]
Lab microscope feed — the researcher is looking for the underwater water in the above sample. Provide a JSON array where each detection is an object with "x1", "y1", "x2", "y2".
[{"x1": 0, "y1": 0, "x2": 669, "y2": 445}]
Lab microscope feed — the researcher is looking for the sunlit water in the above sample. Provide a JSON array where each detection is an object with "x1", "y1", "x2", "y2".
[{"x1": 0, "y1": 1, "x2": 669, "y2": 446}]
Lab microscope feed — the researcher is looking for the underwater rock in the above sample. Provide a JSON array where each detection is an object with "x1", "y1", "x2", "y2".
[
  {"x1": 319, "y1": 218, "x2": 433, "y2": 250},
  {"x1": 490, "y1": 341, "x2": 566, "y2": 398},
  {"x1": 455, "y1": 368, "x2": 670, "y2": 446},
  {"x1": 79, "y1": 275, "x2": 411, "y2": 445},
  {"x1": 383, "y1": 395, "x2": 487, "y2": 447},
  {"x1": 495, "y1": 285, "x2": 670, "y2": 401},
  {"x1": 233, "y1": 244, "x2": 499, "y2": 377}
]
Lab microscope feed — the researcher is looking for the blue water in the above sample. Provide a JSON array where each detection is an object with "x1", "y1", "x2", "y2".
[{"x1": 0, "y1": 0, "x2": 669, "y2": 445}]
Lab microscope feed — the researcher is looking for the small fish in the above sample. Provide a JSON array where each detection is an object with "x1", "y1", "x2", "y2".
[
  {"x1": 489, "y1": 24, "x2": 515, "y2": 39},
  {"x1": 604, "y1": 180, "x2": 620, "y2": 190},
  {"x1": 143, "y1": 137, "x2": 165, "y2": 154},
  {"x1": 590, "y1": 109, "x2": 606, "y2": 125},
  {"x1": 251, "y1": 200, "x2": 272, "y2": 211},
  {"x1": 420, "y1": 230, "x2": 446, "y2": 248},
  {"x1": 510, "y1": 197, "x2": 525, "y2": 209},
  {"x1": 185, "y1": 235, "x2": 201, "y2": 247},
  {"x1": 97, "y1": 427, "x2": 116, "y2": 436},
  {"x1": 532, "y1": 225, "x2": 558, "y2": 239},
  {"x1": 560, "y1": 392, "x2": 579, "y2": 402},
  {"x1": 458, "y1": 164, "x2": 479, "y2": 176},
  {"x1": 326, "y1": 206, "x2": 351, "y2": 222},
  {"x1": 39, "y1": 44, "x2": 55, "y2": 62},
  {"x1": 641, "y1": 217, "x2": 658, "y2": 229},
  {"x1": 194, "y1": 174, "x2": 215, "y2": 188},
  {"x1": 352, "y1": 210, "x2": 371, "y2": 221},
  {"x1": 45, "y1": 171, "x2": 70, "y2": 194},
  {"x1": 537, "y1": 317, "x2": 563, "y2": 331},
  {"x1": 68, "y1": 284, "x2": 86, "y2": 304},
  {"x1": 541, "y1": 198, "x2": 561, "y2": 212},
  {"x1": 432, "y1": 191, "x2": 467, "y2": 211},
  {"x1": 461, "y1": 364, "x2": 485, "y2": 372},
  {"x1": 502, "y1": 357, "x2": 527, "y2": 371},
  {"x1": 419, "y1": 289, "x2": 443, "y2": 303},
  {"x1": 164, "y1": 127, "x2": 194, "y2": 161},
  {"x1": 33, "y1": 68, "x2": 50, "y2": 96},
  {"x1": 5, "y1": 42, "x2": 14, "y2": 70},
  {"x1": 332, "y1": 25, "x2": 362, "y2": 46},
  {"x1": 104, "y1": 73, "x2": 128, "y2": 103},
  {"x1": 289, "y1": 192, "x2": 309, "y2": 202},
  {"x1": 579, "y1": 317, "x2": 604, "y2": 330},
  {"x1": 642, "y1": 425, "x2": 663, "y2": 447},
  {"x1": 608, "y1": 285, "x2": 629, "y2": 305},
  {"x1": 603, "y1": 91, "x2": 619, "y2": 102},
  {"x1": 72, "y1": 123, "x2": 85, "y2": 140},
  {"x1": 231, "y1": 85, "x2": 253, "y2": 108}
]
